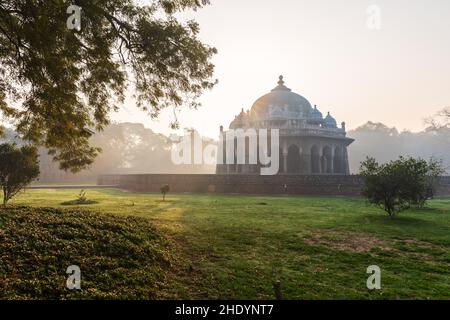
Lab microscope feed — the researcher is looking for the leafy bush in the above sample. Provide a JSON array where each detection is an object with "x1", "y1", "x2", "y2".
[
  {"x1": 0, "y1": 143, "x2": 40, "y2": 206},
  {"x1": 0, "y1": 206, "x2": 171, "y2": 299},
  {"x1": 360, "y1": 156, "x2": 444, "y2": 219}
]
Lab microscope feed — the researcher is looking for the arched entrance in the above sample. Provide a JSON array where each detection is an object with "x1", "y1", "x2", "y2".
[
  {"x1": 287, "y1": 145, "x2": 301, "y2": 173},
  {"x1": 322, "y1": 146, "x2": 332, "y2": 174},
  {"x1": 279, "y1": 148, "x2": 285, "y2": 174},
  {"x1": 334, "y1": 146, "x2": 343, "y2": 174},
  {"x1": 311, "y1": 145, "x2": 320, "y2": 173}
]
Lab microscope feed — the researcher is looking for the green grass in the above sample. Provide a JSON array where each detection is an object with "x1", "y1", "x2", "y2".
[{"x1": 2, "y1": 188, "x2": 450, "y2": 299}]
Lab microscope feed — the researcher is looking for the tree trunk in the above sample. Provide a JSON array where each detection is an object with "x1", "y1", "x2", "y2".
[{"x1": 2, "y1": 188, "x2": 7, "y2": 207}]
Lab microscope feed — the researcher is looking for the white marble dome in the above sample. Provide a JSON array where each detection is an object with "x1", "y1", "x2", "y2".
[{"x1": 250, "y1": 76, "x2": 313, "y2": 121}]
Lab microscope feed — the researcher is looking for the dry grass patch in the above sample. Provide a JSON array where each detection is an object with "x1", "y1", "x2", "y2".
[
  {"x1": 302, "y1": 230, "x2": 447, "y2": 263},
  {"x1": 302, "y1": 230, "x2": 390, "y2": 253}
]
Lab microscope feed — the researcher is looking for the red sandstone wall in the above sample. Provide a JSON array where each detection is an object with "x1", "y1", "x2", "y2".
[{"x1": 98, "y1": 174, "x2": 450, "y2": 196}]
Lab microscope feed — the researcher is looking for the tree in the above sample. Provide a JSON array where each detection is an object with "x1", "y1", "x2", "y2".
[
  {"x1": 360, "y1": 156, "x2": 444, "y2": 219},
  {"x1": 0, "y1": 143, "x2": 40, "y2": 206},
  {"x1": 426, "y1": 107, "x2": 450, "y2": 129},
  {"x1": 0, "y1": 0, "x2": 216, "y2": 172},
  {"x1": 160, "y1": 184, "x2": 170, "y2": 201}
]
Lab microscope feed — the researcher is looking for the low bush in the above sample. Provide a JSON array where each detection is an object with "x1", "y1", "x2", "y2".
[{"x1": 0, "y1": 206, "x2": 171, "y2": 299}]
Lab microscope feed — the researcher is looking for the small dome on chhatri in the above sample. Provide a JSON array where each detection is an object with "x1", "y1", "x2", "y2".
[
  {"x1": 308, "y1": 105, "x2": 323, "y2": 124},
  {"x1": 229, "y1": 108, "x2": 248, "y2": 129},
  {"x1": 324, "y1": 111, "x2": 337, "y2": 128}
]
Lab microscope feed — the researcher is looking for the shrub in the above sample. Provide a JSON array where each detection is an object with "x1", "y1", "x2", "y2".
[
  {"x1": 0, "y1": 206, "x2": 171, "y2": 299},
  {"x1": 61, "y1": 190, "x2": 98, "y2": 206},
  {"x1": 160, "y1": 184, "x2": 170, "y2": 201},
  {"x1": 0, "y1": 143, "x2": 40, "y2": 206},
  {"x1": 360, "y1": 156, "x2": 444, "y2": 219}
]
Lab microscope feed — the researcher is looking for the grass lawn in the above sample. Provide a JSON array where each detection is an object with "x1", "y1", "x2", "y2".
[{"x1": 2, "y1": 188, "x2": 450, "y2": 299}]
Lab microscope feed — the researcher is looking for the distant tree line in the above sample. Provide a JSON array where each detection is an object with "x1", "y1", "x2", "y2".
[
  {"x1": 1, "y1": 116, "x2": 449, "y2": 183},
  {"x1": 348, "y1": 120, "x2": 450, "y2": 174},
  {"x1": 0, "y1": 123, "x2": 216, "y2": 183}
]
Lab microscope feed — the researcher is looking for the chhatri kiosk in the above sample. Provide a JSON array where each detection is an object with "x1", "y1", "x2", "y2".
[{"x1": 216, "y1": 76, "x2": 354, "y2": 175}]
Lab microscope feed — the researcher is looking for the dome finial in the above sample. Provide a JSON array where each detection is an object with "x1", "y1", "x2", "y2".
[{"x1": 278, "y1": 75, "x2": 284, "y2": 86}]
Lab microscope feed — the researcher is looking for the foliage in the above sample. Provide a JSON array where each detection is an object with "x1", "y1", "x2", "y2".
[
  {"x1": 61, "y1": 189, "x2": 98, "y2": 205},
  {"x1": 0, "y1": 205, "x2": 171, "y2": 299},
  {"x1": 0, "y1": 0, "x2": 216, "y2": 172},
  {"x1": 426, "y1": 107, "x2": 450, "y2": 129},
  {"x1": 360, "y1": 156, "x2": 444, "y2": 219},
  {"x1": 8, "y1": 189, "x2": 450, "y2": 299},
  {"x1": 0, "y1": 143, "x2": 40, "y2": 206},
  {"x1": 160, "y1": 184, "x2": 170, "y2": 201}
]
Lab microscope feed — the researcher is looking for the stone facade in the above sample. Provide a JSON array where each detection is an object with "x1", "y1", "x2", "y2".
[{"x1": 216, "y1": 76, "x2": 354, "y2": 175}]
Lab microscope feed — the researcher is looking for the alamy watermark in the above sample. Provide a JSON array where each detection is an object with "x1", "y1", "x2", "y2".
[
  {"x1": 366, "y1": 265, "x2": 381, "y2": 290},
  {"x1": 66, "y1": 265, "x2": 81, "y2": 290},
  {"x1": 67, "y1": 5, "x2": 82, "y2": 31},
  {"x1": 366, "y1": 4, "x2": 381, "y2": 30},
  {"x1": 171, "y1": 128, "x2": 280, "y2": 175}
]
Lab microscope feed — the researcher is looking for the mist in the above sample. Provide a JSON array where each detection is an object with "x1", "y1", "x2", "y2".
[
  {"x1": 2, "y1": 121, "x2": 449, "y2": 183},
  {"x1": 347, "y1": 122, "x2": 450, "y2": 173}
]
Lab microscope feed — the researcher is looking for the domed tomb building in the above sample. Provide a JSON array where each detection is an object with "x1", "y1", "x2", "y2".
[{"x1": 216, "y1": 76, "x2": 354, "y2": 175}]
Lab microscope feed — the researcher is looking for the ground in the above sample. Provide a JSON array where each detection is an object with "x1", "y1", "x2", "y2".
[{"x1": 1, "y1": 188, "x2": 450, "y2": 299}]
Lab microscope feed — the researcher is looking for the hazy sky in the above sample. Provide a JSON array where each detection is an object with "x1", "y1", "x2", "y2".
[{"x1": 113, "y1": 0, "x2": 450, "y2": 138}]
